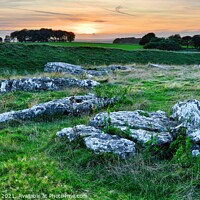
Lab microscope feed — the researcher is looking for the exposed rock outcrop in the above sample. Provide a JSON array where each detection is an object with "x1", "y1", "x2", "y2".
[
  {"x1": 56, "y1": 125, "x2": 136, "y2": 158},
  {"x1": 90, "y1": 110, "x2": 175, "y2": 146},
  {"x1": 171, "y1": 99, "x2": 200, "y2": 144},
  {"x1": 0, "y1": 77, "x2": 100, "y2": 93},
  {"x1": 44, "y1": 62, "x2": 129, "y2": 77},
  {"x1": 0, "y1": 94, "x2": 117, "y2": 124},
  {"x1": 56, "y1": 100, "x2": 200, "y2": 158}
]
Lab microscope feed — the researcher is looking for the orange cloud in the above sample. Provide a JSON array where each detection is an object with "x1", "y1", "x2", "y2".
[{"x1": 1, "y1": 0, "x2": 200, "y2": 39}]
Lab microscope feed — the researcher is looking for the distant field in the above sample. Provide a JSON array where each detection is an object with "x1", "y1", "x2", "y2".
[{"x1": 26, "y1": 42, "x2": 143, "y2": 51}]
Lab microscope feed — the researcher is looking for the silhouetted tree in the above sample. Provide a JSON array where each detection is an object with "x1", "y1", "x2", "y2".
[
  {"x1": 53, "y1": 30, "x2": 64, "y2": 41},
  {"x1": 168, "y1": 34, "x2": 182, "y2": 44},
  {"x1": 0, "y1": 37, "x2": 2, "y2": 43},
  {"x1": 181, "y1": 36, "x2": 192, "y2": 49},
  {"x1": 4, "y1": 35, "x2": 11, "y2": 43},
  {"x1": 192, "y1": 35, "x2": 200, "y2": 49},
  {"x1": 10, "y1": 29, "x2": 75, "y2": 43},
  {"x1": 11, "y1": 29, "x2": 28, "y2": 42},
  {"x1": 139, "y1": 33, "x2": 156, "y2": 45},
  {"x1": 67, "y1": 32, "x2": 75, "y2": 42}
]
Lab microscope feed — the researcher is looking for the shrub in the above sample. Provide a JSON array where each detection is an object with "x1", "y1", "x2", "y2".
[{"x1": 169, "y1": 128, "x2": 193, "y2": 167}]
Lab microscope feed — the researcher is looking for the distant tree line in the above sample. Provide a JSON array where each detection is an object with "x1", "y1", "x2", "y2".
[
  {"x1": 112, "y1": 33, "x2": 200, "y2": 51},
  {"x1": 9, "y1": 28, "x2": 75, "y2": 42},
  {"x1": 113, "y1": 37, "x2": 141, "y2": 44},
  {"x1": 139, "y1": 33, "x2": 200, "y2": 51}
]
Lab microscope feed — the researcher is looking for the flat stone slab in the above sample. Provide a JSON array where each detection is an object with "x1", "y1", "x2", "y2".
[
  {"x1": 148, "y1": 63, "x2": 170, "y2": 70},
  {"x1": 90, "y1": 110, "x2": 174, "y2": 146},
  {"x1": 44, "y1": 62, "x2": 83, "y2": 75},
  {"x1": 44, "y1": 62, "x2": 108, "y2": 76},
  {"x1": 0, "y1": 77, "x2": 99, "y2": 93},
  {"x1": 44, "y1": 62, "x2": 130, "y2": 77},
  {"x1": 0, "y1": 93, "x2": 116, "y2": 124},
  {"x1": 56, "y1": 125, "x2": 136, "y2": 158}
]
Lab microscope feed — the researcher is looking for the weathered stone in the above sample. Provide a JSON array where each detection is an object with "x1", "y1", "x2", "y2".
[
  {"x1": 90, "y1": 110, "x2": 174, "y2": 146},
  {"x1": 148, "y1": 63, "x2": 170, "y2": 70},
  {"x1": 106, "y1": 65, "x2": 128, "y2": 71},
  {"x1": 56, "y1": 125, "x2": 136, "y2": 158},
  {"x1": 90, "y1": 110, "x2": 173, "y2": 132},
  {"x1": 44, "y1": 62, "x2": 83, "y2": 75},
  {"x1": 44, "y1": 62, "x2": 107, "y2": 76},
  {"x1": 86, "y1": 69, "x2": 108, "y2": 76},
  {"x1": 192, "y1": 149, "x2": 200, "y2": 157},
  {"x1": 128, "y1": 129, "x2": 173, "y2": 146},
  {"x1": 56, "y1": 125, "x2": 102, "y2": 142},
  {"x1": 0, "y1": 94, "x2": 117, "y2": 124},
  {"x1": 0, "y1": 77, "x2": 100, "y2": 93},
  {"x1": 44, "y1": 62, "x2": 129, "y2": 77},
  {"x1": 171, "y1": 99, "x2": 200, "y2": 144},
  {"x1": 195, "y1": 65, "x2": 200, "y2": 68}
]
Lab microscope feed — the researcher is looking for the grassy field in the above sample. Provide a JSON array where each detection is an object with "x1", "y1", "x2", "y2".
[
  {"x1": 1, "y1": 43, "x2": 200, "y2": 75},
  {"x1": 26, "y1": 42, "x2": 143, "y2": 51},
  {"x1": 0, "y1": 44, "x2": 200, "y2": 199}
]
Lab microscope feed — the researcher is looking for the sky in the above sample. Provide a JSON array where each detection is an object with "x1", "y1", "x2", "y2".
[{"x1": 1, "y1": 0, "x2": 200, "y2": 41}]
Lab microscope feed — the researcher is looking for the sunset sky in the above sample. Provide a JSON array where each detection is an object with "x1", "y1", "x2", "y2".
[{"x1": 1, "y1": 0, "x2": 200, "y2": 41}]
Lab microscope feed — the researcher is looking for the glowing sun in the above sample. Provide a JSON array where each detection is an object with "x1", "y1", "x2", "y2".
[{"x1": 75, "y1": 24, "x2": 97, "y2": 34}]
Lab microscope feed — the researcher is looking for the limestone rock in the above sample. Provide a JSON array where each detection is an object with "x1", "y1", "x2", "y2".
[
  {"x1": 0, "y1": 94, "x2": 117, "y2": 124},
  {"x1": 86, "y1": 69, "x2": 108, "y2": 76},
  {"x1": 148, "y1": 63, "x2": 170, "y2": 70},
  {"x1": 0, "y1": 77, "x2": 100, "y2": 93},
  {"x1": 90, "y1": 110, "x2": 174, "y2": 146},
  {"x1": 44, "y1": 62, "x2": 129, "y2": 77},
  {"x1": 57, "y1": 125, "x2": 136, "y2": 158},
  {"x1": 44, "y1": 62, "x2": 83, "y2": 75},
  {"x1": 106, "y1": 65, "x2": 128, "y2": 71},
  {"x1": 128, "y1": 129, "x2": 173, "y2": 146},
  {"x1": 56, "y1": 125, "x2": 102, "y2": 142},
  {"x1": 192, "y1": 150, "x2": 200, "y2": 157},
  {"x1": 44, "y1": 62, "x2": 107, "y2": 76},
  {"x1": 171, "y1": 99, "x2": 200, "y2": 144}
]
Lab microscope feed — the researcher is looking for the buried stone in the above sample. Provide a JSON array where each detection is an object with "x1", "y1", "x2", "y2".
[
  {"x1": 148, "y1": 63, "x2": 170, "y2": 70},
  {"x1": 0, "y1": 93, "x2": 117, "y2": 124},
  {"x1": 89, "y1": 110, "x2": 175, "y2": 146},
  {"x1": 0, "y1": 77, "x2": 99, "y2": 93},
  {"x1": 56, "y1": 125, "x2": 136, "y2": 159}
]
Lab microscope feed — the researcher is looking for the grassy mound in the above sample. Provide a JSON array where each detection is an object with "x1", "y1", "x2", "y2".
[{"x1": 1, "y1": 43, "x2": 200, "y2": 74}]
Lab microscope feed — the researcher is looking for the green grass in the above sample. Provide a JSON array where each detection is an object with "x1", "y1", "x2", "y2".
[
  {"x1": 0, "y1": 44, "x2": 200, "y2": 199},
  {"x1": 26, "y1": 42, "x2": 143, "y2": 51},
  {"x1": 1, "y1": 43, "x2": 200, "y2": 75}
]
